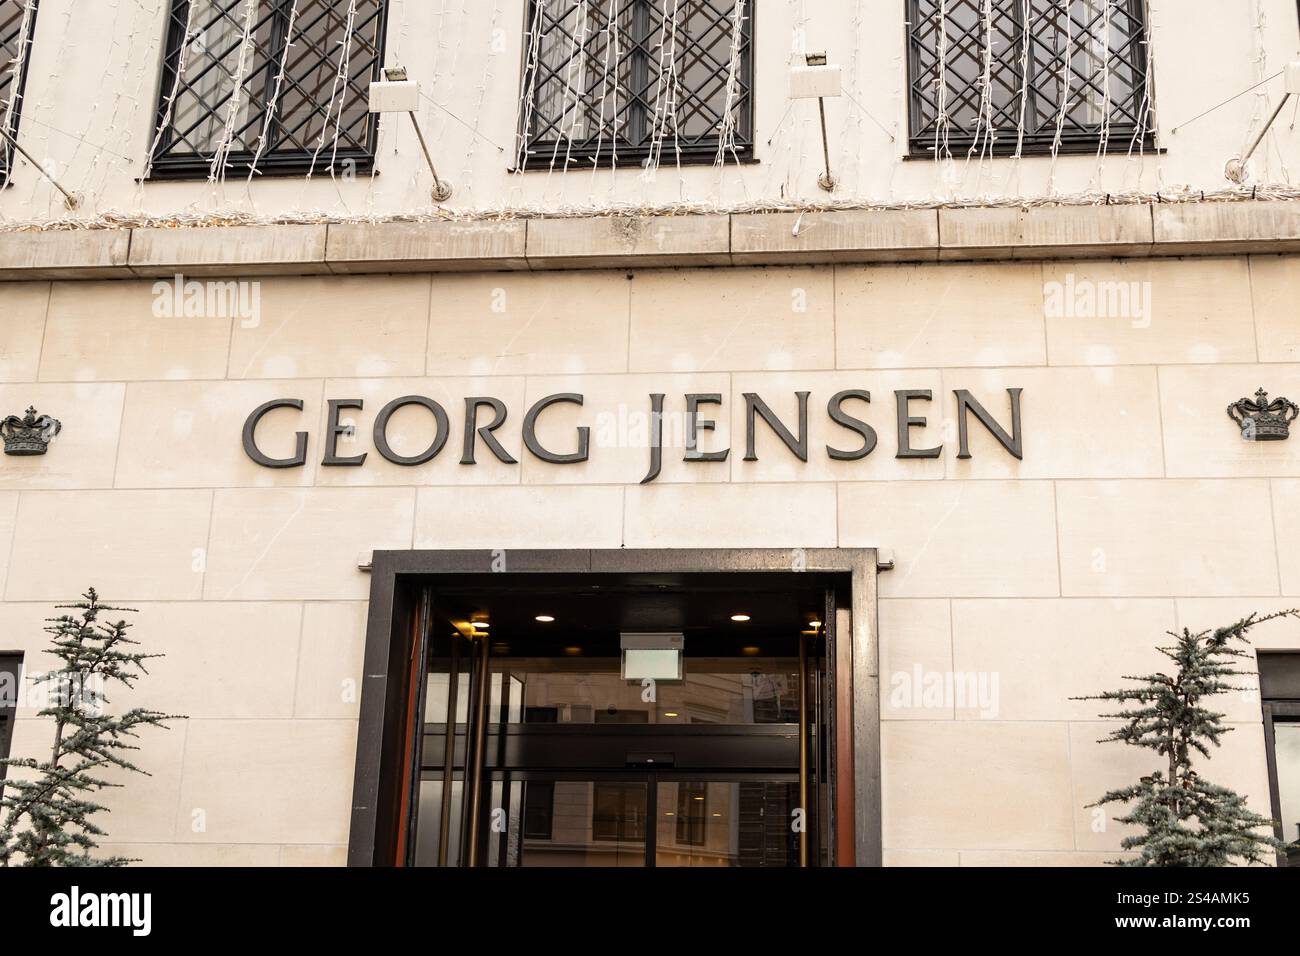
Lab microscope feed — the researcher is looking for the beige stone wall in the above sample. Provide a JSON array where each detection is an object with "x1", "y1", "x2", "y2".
[{"x1": 0, "y1": 253, "x2": 1297, "y2": 865}]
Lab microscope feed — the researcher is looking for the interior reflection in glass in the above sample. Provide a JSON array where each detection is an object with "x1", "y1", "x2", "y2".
[
  {"x1": 1275, "y1": 722, "x2": 1300, "y2": 864},
  {"x1": 483, "y1": 657, "x2": 801, "y2": 725}
]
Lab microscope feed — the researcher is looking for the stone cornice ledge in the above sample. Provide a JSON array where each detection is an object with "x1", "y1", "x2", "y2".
[{"x1": 2, "y1": 200, "x2": 1299, "y2": 280}]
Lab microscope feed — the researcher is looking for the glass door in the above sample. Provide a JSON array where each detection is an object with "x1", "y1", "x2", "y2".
[
  {"x1": 489, "y1": 776, "x2": 649, "y2": 867},
  {"x1": 654, "y1": 778, "x2": 799, "y2": 867},
  {"x1": 480, "y1": 772, "x2": 800, "y2": 867},
  {"x1": 407, "y1": 574, "x2": 843, "y2": 867}
]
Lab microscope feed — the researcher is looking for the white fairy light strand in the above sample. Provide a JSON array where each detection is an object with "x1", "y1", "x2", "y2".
[
  {"x1": 141, "y1": 0, "x2": 196, "y2": 185},
  {"x1": 248, "y1": 0, "x2": 300, "y2": 180},
  {"x1": 1088, "y1": 0, "x2": 1115, "y2": 191},
  {"x1": 713, "y1": 0, "x2": 746, "y2": 169},
  {"x1": 964, "y1": 0, "x2": 995, "y2": 166},
  {"x1": 513, "y1": 0, "x2": 547, "y2": 177},
  {"x1": 557, "y1": 0, "x2": 591, "y2": 185},
  {"x1": 208, "y1": 0, "x2": 259, "y2": 185},
  {"x1": 306, "y1": 0, "x2": 360, "y2": 180},
  {"x1": 458, "y1": 0, "x2": 504, "y2": 197},
  {"x1": 0, "y1": 0, "x2": 37, "y2": 158},
  {"x1": 1046, "y1": 0, "x2": 1075, "y2": 194},
  {"x1": 542, "y1": 0, "x2": 586, "y2": 187},
  {"x1": 588, "y1": 0, "x2": 620, "y2": 192}
]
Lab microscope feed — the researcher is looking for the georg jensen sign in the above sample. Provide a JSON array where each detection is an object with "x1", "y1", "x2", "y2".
[{"x1": 242, "y1": 388, "x2": 1024, "y2": 484}]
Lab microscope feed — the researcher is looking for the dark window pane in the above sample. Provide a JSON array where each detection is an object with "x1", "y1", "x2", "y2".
[
  {"x1": 523, "y1": 781, "x2": 555, "y2": 840},
  {"x1": 519, "y1": 0, "x2": 753, "y2": 168},
  {"x1": 0, "y1": 0, "x2": 39, "y2": 185},
  {"x1": 150, "y1": 0, "x2": 386, "y2": 177},
  {"x1": 908, "y1": 0, "x2": 1152, "y2": 155},
  {"x1": 0, "y1": 654, "x2": 22, "y2": 797}
]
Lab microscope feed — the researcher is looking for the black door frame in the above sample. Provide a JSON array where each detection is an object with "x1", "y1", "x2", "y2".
[{"x1": 346, "y1": 548, "x2": 884, "y2": 867}]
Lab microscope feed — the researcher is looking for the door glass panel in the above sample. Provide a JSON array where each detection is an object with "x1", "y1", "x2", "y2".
[
  {"x1": 413, "y1": 777, "x2": 463, "y2": 867},
  {"x1": 489, "y1": 779, "x2": 647, "y2": 867},
  {"x1": 1274, "y1": 721, "x2": 1300, "y2": 864},
  {"x1": 489, "y1": 658, "x2": 800, "y2": 725},
  {"x1": 655, "y1": 780, "x2": 799, "y2": 867}
]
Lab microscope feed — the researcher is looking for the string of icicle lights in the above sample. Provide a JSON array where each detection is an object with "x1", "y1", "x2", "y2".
[{"x1": 0, "y1": 0, "x2": 1294, "y2": 230}]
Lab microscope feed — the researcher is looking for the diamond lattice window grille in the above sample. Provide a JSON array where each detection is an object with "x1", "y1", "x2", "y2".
[
  {"x1": 518, "y1": 0, "x2": 753, "y2": 170},
  {"x1": 907, "y1": 0, "x2": 1153, "y2": 156},
  {"x1": 0, "y1": 0, "x2": 39, "y2": 186},
  {"x1": 149, "y1": 0, "x2": 388, "y2": 179}
]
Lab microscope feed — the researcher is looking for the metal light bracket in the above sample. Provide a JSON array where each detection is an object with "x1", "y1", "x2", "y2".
[{"x1": 370, "y1": 66, "x2": 452, "y2": 203}]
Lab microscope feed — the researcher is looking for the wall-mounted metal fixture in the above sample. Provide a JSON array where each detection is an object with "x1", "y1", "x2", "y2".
[
  {"x1": 1226, "y1": 61, "x2": 1300, "y2": 183},
  {"x1": 791, "y1": 52, "x2": 842, "y2": 192},
  {"x1": 1, "y1": 407, "x2": 61, "y2": 456},
  {"x1": 369, "y1": 66, "x2": 452, "y2": 202},
  {"x1": 1228, "y1": 388, "x2": 1298, "y2": 441}
]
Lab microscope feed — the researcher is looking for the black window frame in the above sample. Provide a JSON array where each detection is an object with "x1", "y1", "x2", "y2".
[
  {"x1": 515, "y1": 0, "x2": 755, "y2": 171},
  {"x1": 0, "y1": 0, "x2": 40, "y2": 188},
  {"x1": 0, "y1": 653, "x2": 22, "y2": 797},
  {"x1": 675, "y1": 780, "x2": 707, "y2": 846},
  {"x1": 905, "y1": 0, "x2": 1155, "y2": 158},
  {"x1": 521, "y1": 780, "x2": 555, "y2": 841},
  {"x1": 148, "y1": 0, "x2": 390, "y2": 181},
  {"x1": 1261, "y1": 652, "x2": 1300, "y2": 867}
]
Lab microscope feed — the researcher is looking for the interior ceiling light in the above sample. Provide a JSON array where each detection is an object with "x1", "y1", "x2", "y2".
[
  {"x1": 535, "y1": 615, "x2": 555, "y2": 623},
  {"x1": 730, "y1": 613, "x2": 751, "y2": 622}
]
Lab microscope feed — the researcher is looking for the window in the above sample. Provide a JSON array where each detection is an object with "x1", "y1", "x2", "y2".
[
  {"x1": 0, "y1": 0, "x2": 39, "y2": 187},
  {"x1": 1261, "y1": 654, "x2": 1300, "y2": 866},
  {"x1": 906, "y1": 0, "x2": 1153, "y2": 156},
  {"x1": 522, "y1": 782, "x2": 555, "y2": 840},
  {"x1": 675, "y1": 782, "x2": 707, "y2": 846},
  {"x1": 0, "y1": 654, "x2": 21, "y2": 793},
  {"x1": 591, "y1": 783, "x2": 646, "y2": 842},
  {"x1": 517, "y1": 0, "x2": 753, "y2": 170},
  {"x1": 149, "y1": 0, "x2": 388, "y2": 179}
]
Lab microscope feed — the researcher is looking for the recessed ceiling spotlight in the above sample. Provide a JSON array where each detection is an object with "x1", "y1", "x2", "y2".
[
  {"x1": 741, "y1": 645, "x2": 761, "y2": 655},
  {"x1": 664, "y1": 711, "x2": 680, "y2": 718},
  {"x1": 563, "y1": 646, "x2": 583, "y2": 656},
  {"x1": 730, "y1": 613, "x2": 751, "y2": 622},
  {"x1": 535, "y1": 614, "x2": 555, "y2": 623}
]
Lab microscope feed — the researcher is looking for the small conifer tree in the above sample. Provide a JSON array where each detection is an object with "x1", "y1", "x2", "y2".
[
  {"x1": 1077, "y1": 610, "x2": 1298, "y2": 866},
  {"x1": 0, "y1": 589, "x2": 181, "y2": 866}
]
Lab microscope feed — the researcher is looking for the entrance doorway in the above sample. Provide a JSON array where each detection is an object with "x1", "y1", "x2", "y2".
[{"x1": 347, "y1": 549, "x2": 882, "y2": 867}]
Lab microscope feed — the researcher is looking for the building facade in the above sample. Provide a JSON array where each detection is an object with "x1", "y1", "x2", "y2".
[{"x1": 0, "y1": 0, "x2": 1299, "y2": 867}]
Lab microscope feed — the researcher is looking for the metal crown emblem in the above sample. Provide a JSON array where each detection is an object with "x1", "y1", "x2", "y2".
[
  {"x1": 1227, "y1": 388, "x2": 1297, "y2": 442},
  {"x1": 1, "y1": 407, "x2": 62, "y2": 456}
]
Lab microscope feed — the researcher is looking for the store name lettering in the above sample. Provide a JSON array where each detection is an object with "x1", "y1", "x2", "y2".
[{"x1": 242, "y1": 388, "x2": 1024, "y2": 484}]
